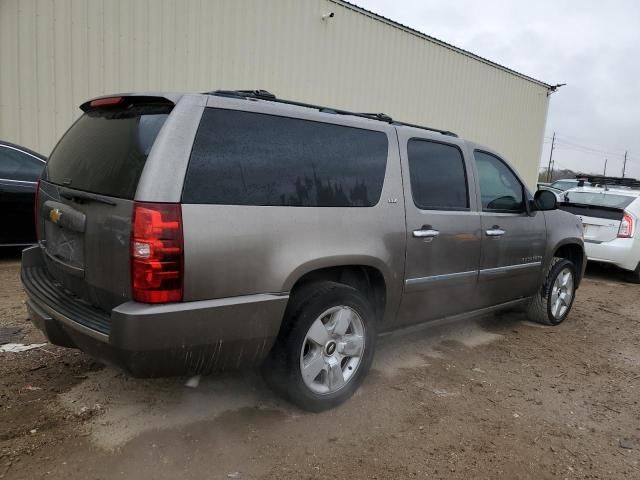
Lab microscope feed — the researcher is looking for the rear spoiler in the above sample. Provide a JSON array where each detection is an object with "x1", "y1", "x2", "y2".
[
  {"x1": 80, "y1": 94, "x2": 179, "y2": 113},
  {"x1": 575, "y1": 174, "x2": 640, "y2": 189},
  {"x1": 559, "y1": 202, "x2": 625, "y2": 221}
]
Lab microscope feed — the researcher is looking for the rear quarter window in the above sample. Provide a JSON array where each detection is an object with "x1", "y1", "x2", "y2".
[
  {"x1": 182, "y1": 108, "x2": 389, "y2": 207},
  {"x1": 45, "y1": 106, "x2": 170, "y2": 199}
]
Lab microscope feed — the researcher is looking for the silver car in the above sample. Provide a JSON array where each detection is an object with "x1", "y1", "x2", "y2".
[{"x1": 22, "y1": 90, "x2": 585, "y2": 411}]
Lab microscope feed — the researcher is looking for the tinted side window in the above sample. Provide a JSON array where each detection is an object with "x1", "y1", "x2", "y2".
[
  {"x1": 474, "y1": 151, "x2": 524, "y2": 212},
  {"x1": 183, "y1": 109, "x2": 388, "y2": 206},
  {"x1": 0, "y1": 147, "x2": 43, "y2": 181},
  {"x1": 407, "y1": 139, "x2": 468, "y2": 210}
]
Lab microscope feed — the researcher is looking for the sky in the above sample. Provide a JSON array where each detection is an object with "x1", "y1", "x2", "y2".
[{"x1": 353, "y1": 0, "x2": 640, "y2": 179}]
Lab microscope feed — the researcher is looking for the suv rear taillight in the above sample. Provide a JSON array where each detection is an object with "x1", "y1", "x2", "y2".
[
  {"x1": 618, "y1": 211, "x2": 635, "y2": 238},
  {"x1": 131, "y1": 202, "x2": 183, "y2": 303}
]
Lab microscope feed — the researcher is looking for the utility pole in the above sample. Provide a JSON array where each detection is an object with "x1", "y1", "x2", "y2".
[
  {"x1": 547, "y1": 132, "x2": 556, "y2": 182},
  {"x1": 622, "y1": 151, "x2": 628, "y2": 178},
  {"x1": 604, "y1": 158, "x2": 607, "y2": 176}
]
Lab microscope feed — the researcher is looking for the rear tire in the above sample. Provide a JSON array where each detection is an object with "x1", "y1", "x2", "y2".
[
  {"x1": 263, "y1": 281, "x2": 376, "y2": 412},
  {"x1": 526, "y1": 257, "x2": 577, "y2": 325},
  {"x1": 625, "y1": 262, "x2": 640, "y2": 284}
]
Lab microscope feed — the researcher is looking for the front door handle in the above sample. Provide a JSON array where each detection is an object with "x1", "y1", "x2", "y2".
[
  {"x1": 485, "y1": 226, "x2": 506, "y2": 237},
  {"x1": 413, "y1": 227, "x2": 440, "y2": 238}
]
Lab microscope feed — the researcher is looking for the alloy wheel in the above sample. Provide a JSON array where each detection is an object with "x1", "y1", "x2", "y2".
[
  {"x1": 299, "y1": 306, "x2": 365, "y2": 395},
  {"x1": 550, "y1": 267, "x2": 574, "y2": 320}
]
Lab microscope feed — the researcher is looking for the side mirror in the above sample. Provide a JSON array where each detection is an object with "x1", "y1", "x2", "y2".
[{"x1": 533, "y1": 189, "x2": 558, "y2": 211}]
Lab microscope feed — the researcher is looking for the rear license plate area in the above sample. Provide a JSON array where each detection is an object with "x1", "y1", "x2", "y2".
[
  {"x1": 42, "y1": 200, "x2": 86, "y2": 270},
  {"x1": 44, "y1": 222, "x2": 85, "y2": 269}
]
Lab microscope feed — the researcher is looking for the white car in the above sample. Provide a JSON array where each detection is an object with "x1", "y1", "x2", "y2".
[
  {"x1": 540, "y1": 179, "x2": 593, "y2": 201},
  {"x1": 550, "y1": 179, "x2": 592, "y2": 191},
  {"x1": 561, "y1": 186, "x2": 640, "y2": 282}
]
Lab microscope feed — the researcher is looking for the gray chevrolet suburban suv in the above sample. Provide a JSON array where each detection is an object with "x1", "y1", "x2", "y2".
[{"x1": 22, "y1": 90, "x2": 586, "y2": 411}]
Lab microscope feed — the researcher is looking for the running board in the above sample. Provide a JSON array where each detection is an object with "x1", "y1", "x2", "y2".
[{"x1": 379, "y1": 297, "x2": 529, "y2": 338}]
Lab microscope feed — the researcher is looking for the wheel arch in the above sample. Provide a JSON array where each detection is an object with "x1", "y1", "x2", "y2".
[
  {"x1": 552, "y1": 241, "x2": 585, "y2": 286},
  {"x1": 283, "y1": 258, "x2": 390, "y2": 325}
]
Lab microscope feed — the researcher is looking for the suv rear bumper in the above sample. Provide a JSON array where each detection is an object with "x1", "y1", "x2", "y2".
[{"x1": 21, "y1": 246, "x2": 288, "y2": 377}]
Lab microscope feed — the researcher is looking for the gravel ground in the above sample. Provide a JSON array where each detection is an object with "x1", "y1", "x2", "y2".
[{"x1": 1, "y1": 249, "x2": 639, "y2": 479}]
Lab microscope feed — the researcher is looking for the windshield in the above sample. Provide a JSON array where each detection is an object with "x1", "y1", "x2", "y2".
[
  {"x1": 564, "y1": 190, "x2": 635, "y2": 209},
  {"x1": 551, "y1": 180, "x2": 591, "y2": 191},
  {"x1": 45, "y1": 106, "x2": 170, "y2": 199},
  {"x1": 550, "y1": 181, "x2": 575, "y2": 190}
]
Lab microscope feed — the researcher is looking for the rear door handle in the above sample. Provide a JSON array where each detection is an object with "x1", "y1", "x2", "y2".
[
  {"x1": 485, "y1": 226, "x2": 505, "y2": 237},
  {"x1": 413, "y1": 228, "x2": 440, "y2": 238}
]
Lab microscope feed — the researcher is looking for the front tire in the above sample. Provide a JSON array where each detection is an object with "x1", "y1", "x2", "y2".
[
  {"x1": 526, "y1": 257, "x2": 577, "y2": 325},
  {"x1": 263, "y1": 281, "x2": 376, "y2": 412}
]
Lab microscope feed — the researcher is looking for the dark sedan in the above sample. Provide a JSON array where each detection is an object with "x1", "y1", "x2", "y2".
[{"x1": 0, "y1": 141, "x2": 46, "y2": 246}]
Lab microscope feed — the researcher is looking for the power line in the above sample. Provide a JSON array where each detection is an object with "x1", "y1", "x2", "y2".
[
  {"x1": 553, "y1": 145, "x2": 624, "y2": 158},
  {"x1": 553, "y1": 140, "x2": 626, "y2": 157},
  {"x1": 539, "y1": 132, "x2": 638, "y2": 178},
  {"x1": 541, "y1": 133, "x2": 632, "y2": 160},
  {"x1": 553, "y1": 133, "x2": 627, "y2": 154}
]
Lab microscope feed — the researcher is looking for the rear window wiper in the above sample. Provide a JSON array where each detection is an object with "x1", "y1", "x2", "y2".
[{"x1": 60, "y1": 190, "x2": 117, "y2": 206}]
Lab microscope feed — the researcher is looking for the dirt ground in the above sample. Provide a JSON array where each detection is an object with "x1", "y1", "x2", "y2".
[{"x1": 1, "y1": 249, "x2": 639, "y2": 480}]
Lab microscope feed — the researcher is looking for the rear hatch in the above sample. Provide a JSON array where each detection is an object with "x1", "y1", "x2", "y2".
[
  {"x1": 37, "y1": 96, "x2": 173, "y2": 311},
  {"x1": 560, "y1": 190, "x2": 635, "y2": 243}
]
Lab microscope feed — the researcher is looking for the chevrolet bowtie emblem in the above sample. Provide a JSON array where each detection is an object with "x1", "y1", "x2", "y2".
[{"x1": 49, "y1": 208, "x2": 62, "y2": 224}]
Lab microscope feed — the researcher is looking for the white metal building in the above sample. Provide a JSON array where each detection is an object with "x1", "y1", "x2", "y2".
[{"x1": 0, "y1": 0, "x2": 552, "y2": 187}]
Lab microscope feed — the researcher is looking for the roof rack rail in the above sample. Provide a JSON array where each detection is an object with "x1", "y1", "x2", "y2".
[
  {"x1": 206, "y1": 90, "x2": 458, "y2": 137},
  {"x1": 576, "y1": 174, "x2": 640, "y2": 189}
]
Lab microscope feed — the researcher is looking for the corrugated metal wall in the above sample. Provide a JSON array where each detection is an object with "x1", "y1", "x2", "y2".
[{"x1": 0, "y1": 0, "x2": 549, "y2": 187}]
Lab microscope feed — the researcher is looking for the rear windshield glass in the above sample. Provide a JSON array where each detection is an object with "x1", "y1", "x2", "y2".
[
  {"x1": 551, "y1": 180, "x2": 591, "y2": 190},
  {"x1": 183, "y1": 108, "x2": 388, "y2": 207},
  {"x1": 45, "y1": 106, "x2": 170, "y2": 199},
  {"x1": 564, "y1": 191, "x2": 635, "y2": 209}
]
